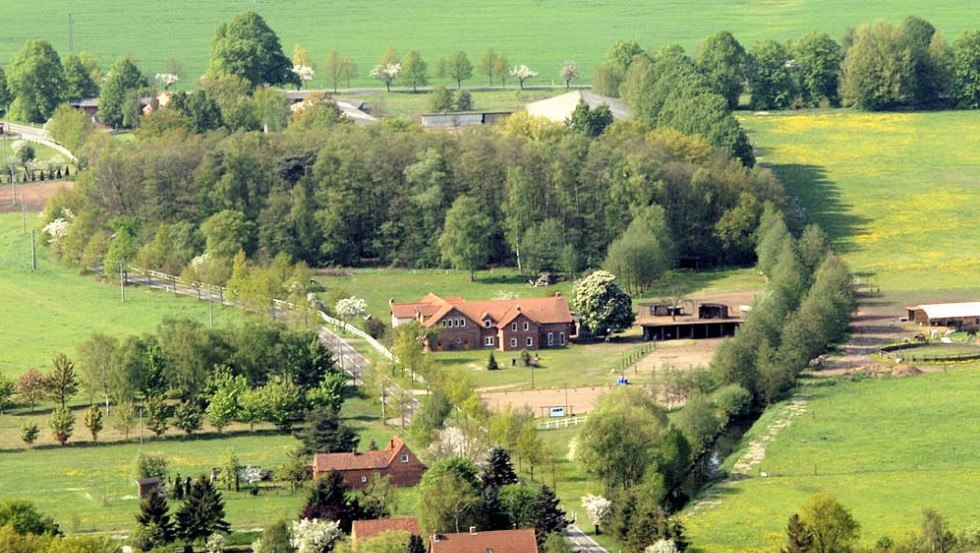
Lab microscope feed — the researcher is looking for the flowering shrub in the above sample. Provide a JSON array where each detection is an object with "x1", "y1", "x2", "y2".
[
  {"x1": 292, "y1": 65, "x2": 315, "y2": 83},
  {"x1": 581, "y1": 494, "x2": 612, "y2": 528},
  {"x1": 156, "y1": 73, "x2": 180, "y2": 89},
  {"x1": 334, "y1": 296, "x2": 367, "y2": 319},
  {"x1": 290, "y1": 518, "x2": 341, "y2": 553}
]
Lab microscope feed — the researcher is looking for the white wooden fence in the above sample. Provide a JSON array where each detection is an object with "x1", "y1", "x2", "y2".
[{"x1": 535, "y1": 415, "x2": 589, "y2": 431}]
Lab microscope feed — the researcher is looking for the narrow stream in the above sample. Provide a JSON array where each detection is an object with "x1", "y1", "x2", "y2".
[{"x1": 665, "y1": 416, "x2": 756, "y2": 512}]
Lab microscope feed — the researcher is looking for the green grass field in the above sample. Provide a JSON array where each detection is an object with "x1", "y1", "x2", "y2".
[
  {"x1": 0, "y1": 213, "x2": 239, "y2": 377},
  {"x1": 683, "y1": 365, "x2": 980, "y2": 552},
  {"x1": 1, "y1": 1, "x2": 975, "y2": 90},
  {"x1": 361, "y1": 89, "x2": 558, "y2": 119},
  {"x1": 743, "y1": 110, "x2": 980, "y2": 292},
  {"x1": 0, "y1": 139, "x2": 64, "y2": 164}
]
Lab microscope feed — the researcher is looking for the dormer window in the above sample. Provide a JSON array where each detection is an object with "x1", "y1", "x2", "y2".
[
  {"x1": 401, "y1": 454, "x2": 409, "y2": 463},
  {"x1": 484, "y1": 319, "x2": 492, "y2": 328}
]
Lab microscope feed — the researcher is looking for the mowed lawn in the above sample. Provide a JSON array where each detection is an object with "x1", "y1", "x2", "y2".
[
  {"x1": 684, "y1": 365, "x2": 980, "y2": 552},
  {"x1": 743, "y1": 110, "x2": 980, "y2": 291},
  {"x1": 0, "y1": 213, "x2": 237, "y2": 377},
  {"x1": 1, "y1": 1, "x2": 976, "y2": 90}
]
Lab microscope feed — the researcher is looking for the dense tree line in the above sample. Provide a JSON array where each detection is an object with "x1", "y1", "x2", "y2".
[
  {"x1": 596, "y1": 17, "x2": 980, "y2": 113},
  {"x1": 40, "y1": 105, "x2": 787, "y2": 280}
]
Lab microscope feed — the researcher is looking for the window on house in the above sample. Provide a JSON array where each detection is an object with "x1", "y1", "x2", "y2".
[
  {"x1": 360, "y1": 476, "x2": 368, "y2": 483},
  {"x1": 526, "y1": 337, "x2": 533, "y2": 347},
  {"x1": 523, "y1": 322, "x2": 530, "y2": 331},
  {"x1": 401, "y1": 454, "x2": 409, "y2": 463},
  {"x1": 560, "y1": 332, "x2": 566, "y2": 345},
  {"x1": 547, "y1": 332, "x2": 554, "y2": 346},
  {"x1": 457, "y1": 338, "x2": 462, "y2": 344},
  {"x1": 484, "y1": 319, "x2": 492, "y2": 328},
  {"x1": 511, "y1": 322, "x2": 517, "y2": 331},
  {"x1": 484, "y1": 336, "x2": 495, "y2": 346},
  {"x1": 510, "y1": 338, "x2": 517, "y2": 347},
  {"x1": 460, "y1": 318, "x2": 465, "y2": 327}
]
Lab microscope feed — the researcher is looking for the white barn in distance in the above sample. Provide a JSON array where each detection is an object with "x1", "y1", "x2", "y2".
[{"x1": 525, "y1": 90, "x2": 631, "y2": 122}]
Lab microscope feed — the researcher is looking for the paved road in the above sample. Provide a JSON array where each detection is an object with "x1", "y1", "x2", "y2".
[{"x1": 565, "y1": 525, "x2": 609, "y2": 553}]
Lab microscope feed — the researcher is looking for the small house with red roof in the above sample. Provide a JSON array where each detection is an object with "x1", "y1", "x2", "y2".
[
  {"x1": 351, "y1": 518, "x2": 420, "y2": 549},
  {"x1": 390, "y1": 293, "x2": 575, "y2": 352},
  {"x1": 312, "y1": 437, "x2": 425, "y2": 489},
  {"x1": 430, "y1": 528, "x2": 539, "y2": 553}
]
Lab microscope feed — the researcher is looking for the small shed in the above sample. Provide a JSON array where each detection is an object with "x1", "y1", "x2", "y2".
[
  {"x1": 698, "y1": 303, "x2": 730, "y2": 320},
  {"x1": 135, "y1": 477, "x2": 162, "y2": 498}
]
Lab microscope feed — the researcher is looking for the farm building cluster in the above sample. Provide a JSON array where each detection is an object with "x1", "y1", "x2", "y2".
[{"x1": 905, "y1": 302, "x2": 980, "y2": 330}]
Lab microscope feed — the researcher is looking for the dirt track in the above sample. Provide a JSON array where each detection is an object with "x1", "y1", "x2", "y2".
[{"x1": 0, "y1": 181, "x2": 71, "y2": 213}]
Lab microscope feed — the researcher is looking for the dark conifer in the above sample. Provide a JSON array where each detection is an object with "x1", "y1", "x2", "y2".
[
  {"x1": 175, "y1": 476, "x2": 230, "y2": 543},
  {"x1": 481, "y1": 447, "x2": 519, "y2": 489}
]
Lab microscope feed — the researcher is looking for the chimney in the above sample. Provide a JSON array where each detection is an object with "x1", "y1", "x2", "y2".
[
  {"x1": 432, "y1": 533, "x2": 442, "y2": 542},
  {"x1": 554, "y1": 292, "x2": 562, "y2": 297},
  {"x1": 515, "y1": 305, "x2": 521, "y2": 312},
  {"x1": 469, "y1": 526, "x2": 478, "y2": 535}
]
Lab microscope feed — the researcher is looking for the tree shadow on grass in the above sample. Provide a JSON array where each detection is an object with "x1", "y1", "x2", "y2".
[{"x1": 767, "y1": 163, "x2": 870, "y2": 254}]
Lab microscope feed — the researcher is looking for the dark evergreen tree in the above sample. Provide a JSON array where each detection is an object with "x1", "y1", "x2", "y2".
[
  {"x1": 173, "y1": 474, "x2": 184, "y2": 501},
  {"x1": 407, "y1": 534, "x2": 427, "y2": 553},
  {"x1": 481, "y1": 448, "x2": 519, "y2": 489},
  {"x1": 782, "y1": 513, "x2": 814, "y2": 553},
  {"x1": 294, "y1": 406, "x2": 359, "y2": 455},
  {"x1": 303, "y1": 471, "x2": 362, "y2": 532},
  {"x1": 175, "y1": 477, "x2": 230, "y2": 544},
  {"x1": 135, "y1": 487, "x2": 176, "y2": 547},
  {"x1": 528, "y1": 485, "x2": 569, "y2": 544},
  {"x1": 487, "y1": 352, "x2": 499, "y2": 371},
  {"x1": 478, "y1": 488, "x2": 511, "y2": 531}
]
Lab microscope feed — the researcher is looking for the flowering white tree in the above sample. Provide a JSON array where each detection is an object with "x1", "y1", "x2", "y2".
[
  {"x1": 370, "y1": 63, "x2": 401, "y2": 92},
  {"x1": 645, "y1": 539, "x2": 679, "y2": 553},
  {"x1": 290, "y1": 518, "x2": 342, "y2": 553},
  {"x1": 239, "y1": 466, "x2": 264, "y2": 486},
  {"x1": 42, "y1": 208, "x2": 74, "y2": 246},
  {"x1": 206, "y1": 532, "x2": 229, "y2": 553},
  {"x1": 510, "y1": 65, "x2": 538, "y2": 89},
  {"x1": 426, "y1": 425, "x2": 490, "y2": 463},
  {"x1": 156, "y1": 73, "x2": 180, "y2": 90},
  {"x1": 335, "y1": 296, "x2": 367, "y2": 321},
  {"x1": 559, "y1": 62, "x2": 580, "y2": 88},
  {"x1": 291, "y1": 65, "x2": 315, "y2": 88},
  {"x1": 581, "y1": 494, "x2": 612, "y2": 534}
]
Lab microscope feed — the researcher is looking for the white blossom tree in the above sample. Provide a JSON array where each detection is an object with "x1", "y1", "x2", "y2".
[
  {"x1": 510, "y1": 65, "x2": 538, "y2": 89},
  {"x1": 581, "y1": 494, "x2": 612, "y2": 534},
  {"x1": 335, "y1": 296, "x2": 367, "y2": 321},
  {"x1": 560, "y1": 62, "x2": 580, "y2": 88},
  {"x1": 206, "y1": 532, "x2": 229, "y2": 553},
  {"x1": 645, "y1": 539, "x2": 679, "y2": 553},
  {"x1": 370, "y1": 63, "x2": 401, "y2": 92},
  {"x1": 291, "y1": 65, "x2": 315, "y2": 89},
  {"x1": 156, "y1": 73, "x2": 180, "y2": 90},
  {"x1": 290, "y1": 518, "x2": 341, "y2": 553}
]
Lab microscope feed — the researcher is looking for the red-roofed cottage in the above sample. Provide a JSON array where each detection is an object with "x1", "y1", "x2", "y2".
[
  {"x1": 430, "y1": 528, "x2": 539, "y2": 553},
  {"x1": 351, "y1": 518, "x2": 420, "y2": 548},
  {"x1": 390, "y1": 294, "x2": 575, "y2": 352},
  {"x1": 312, "y1": 437, "x2": 425, "y2": 489}
]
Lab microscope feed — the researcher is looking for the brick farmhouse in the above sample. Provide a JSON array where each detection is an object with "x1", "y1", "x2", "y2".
[
  {"x1": 351, "y1": 518, "x2": 420, "y2": 549},
  {"x1": 312, "y1": 437, "x2": 425, "y2": 489},
  {"x1": 390, "y1": 293, "x2": 576, "y2": 352},
  {"x1": 430, "y1": 528, "x2": 538, "y2": 553}
]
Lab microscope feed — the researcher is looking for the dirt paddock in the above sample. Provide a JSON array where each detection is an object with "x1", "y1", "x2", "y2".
[
  {"x1": 0, "y1": 181, "x2": 71, "y2": 214},
  {"x1": 482, "y1": 385, "x2": 614, "y2": 416}
]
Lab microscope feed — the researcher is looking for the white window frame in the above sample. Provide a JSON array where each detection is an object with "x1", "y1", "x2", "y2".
[
  {"x1": 484, "y1": 319, "x2": 492, "y2": 328},
  {"x1": 510, "y1": 338, "x2": 517, "y2": 348},
  {"x1": 559, "y1": 332, "x2": 566, "y2": 345},
  {"x1": 523, "y1": 321, "x2": 530, "y2": 331},
  {"x1": 547, "y1": 332, "x2": 554, "y2": 346},
  {"x1": 460, "y1": 318, "x2": 465, "y2": 327},
  {"x1": 360, "y1": 476, "x2": 368, "y2": 483},
  {"x1": 526, "y1": 337, "x2": 534, "y2": 347},
  {"x1": 511, "y1": 322, "x2": 518, "y2": 331},
  {"x1": 401, "y1": 454, "x2": 409, "y2": 463},
  {"x1": 484, "y1": 336, "x2": 495, "y2": 346}
]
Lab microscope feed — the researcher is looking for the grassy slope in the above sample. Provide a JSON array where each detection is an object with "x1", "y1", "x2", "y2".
[
  {"x1": 684, "y1": 366, "x2": 980, "y2": 552},
  {"x1": 743, "y1": 110, "x2": 980, "y2": 291},
  {"x1": 1, "y1": 1, "x2": 976, "y2": 90},
  {"x1": 0, "y1": 140, "x2": 63, "y2": 163},
  {"x1": 0, "y1": 213, "x2": 237, "y2": 377}
]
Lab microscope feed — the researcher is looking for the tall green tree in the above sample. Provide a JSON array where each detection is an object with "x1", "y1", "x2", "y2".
[
  {"x1": 98, "y1": 56, "x2": 148, "y2": 128},
  {"x1": 438, "y1": 196, "x2": 493, "y2": 281},
  {"x1": 747, "y1": 39, "x2": 796, "y2": 109},
  {"x1": 951, "y1": 29, "x2": 980, "y2": 108},
  {"x1": 791, "y1": 32, "x2": 842, "y2": 107},
  {"x1": 798, "y1": 493, "x2": 860, "y2": 553},
  {"x1": 84, "y1": 405, "x2": 104, "y2": 441},
  {"x1": 175, "y1": 477, "x2": 231, "y2": 544},
  {"x1": 48, "y1": 406, "x2": 75, "y2": 447},
  {"x1": 77, "y1": 333, "x2": 117, "y2": 408},
  {"x1": 439, "y1": 51, "x2": 474, "y2": 89},
  {"x1": 45, "y1": 353, "x2": 79, "y2": 409},
  {"x1": 418, "y1": 456, "x2": 483, "y2": 534},
  {"x1": 476, "y1": 47, "x2": 499, "y2": 85},
  {"x1": 603, "y1": 206, "x2": 675, "y2": 295},
  {"x1": 0, "y1": 67, "x2": 11, "y2": 114},
  {"x1": 7, "y1": 39, "x2": 66, "y2": 123},
  {"x1": 696, "y1": 31, "x2": 747, "y2": 109},
  {"x1": 0, "y1": 375, "x2": 15, "y2": 416},
  {"x1": 207, "y1": 11, "x2": 297, "y2": 88},
  {"x1": 401, "y1": 49, "x2": 429, "y2": 93},
  {"x1": 528, "y1": 485, "x2": 569, "y2": 544},
  {"x1": 572, "y1": 270, "x2": 635, "y2": 337},
  {"x1": 294, "y1": 406, "x2": 359, "y2": 455},
  {"x1": 63, "y1": 53, "x2": 99, "y2": 101}
]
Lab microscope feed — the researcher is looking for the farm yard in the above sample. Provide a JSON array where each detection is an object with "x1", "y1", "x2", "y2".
[{"x1": 1, "y1": 1, "x2": 976, "y2": 91}]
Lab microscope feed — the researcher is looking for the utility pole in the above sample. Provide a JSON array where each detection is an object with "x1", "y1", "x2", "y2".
[{"x1": 30, "y1": 230, "x2": 37, "y2": 270}]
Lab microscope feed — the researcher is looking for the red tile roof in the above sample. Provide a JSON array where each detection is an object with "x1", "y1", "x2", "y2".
[
  {"x1": 430, "y1": 529, "x2": 538, "y2": 553},
  {"x1": 313, "y1": 437, "x2": 408, "y2": 473},
  {"x1": 352, "y1": 518, "x2": 420, "y2": 542},
  {"x1": 391, "y1": 294, "x2": 573, "y2": 328}
]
